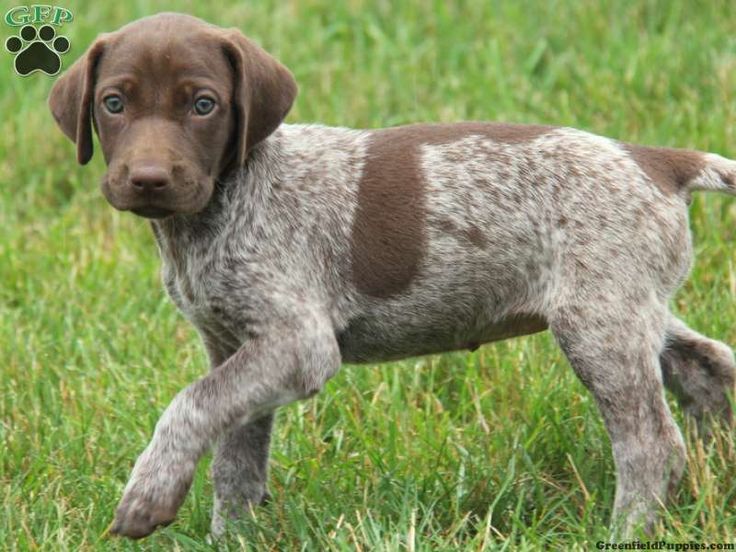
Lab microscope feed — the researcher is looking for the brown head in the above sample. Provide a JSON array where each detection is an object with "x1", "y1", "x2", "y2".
[{"x1": 48, "y1": 13, "x2": 297, "y2": 218}]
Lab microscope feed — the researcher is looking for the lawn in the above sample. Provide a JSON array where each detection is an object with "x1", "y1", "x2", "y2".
[{"x1": 1, "y1": 0, "x2": 735, "y2": 549}]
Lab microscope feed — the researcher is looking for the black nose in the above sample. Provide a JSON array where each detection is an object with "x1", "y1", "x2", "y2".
[{"x1": 129, "y1": 165, "x2": 171, "y2": 192}]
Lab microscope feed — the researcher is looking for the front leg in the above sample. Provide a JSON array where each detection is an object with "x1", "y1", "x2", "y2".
[{"x1": 110, "y1": 310, "x2": 341, "y2": 539}]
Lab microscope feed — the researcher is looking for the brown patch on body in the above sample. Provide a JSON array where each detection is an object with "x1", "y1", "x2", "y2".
[
  {"x1": 350, "y1": 123, "x2": 552, "y2": 297},
  {"x1": 465, "y1": 314, "x2": 549, "y2": 353},
  {"x1": 350, "y1": 129, "x2": 425, "y2": 298},
  {"x1": 476, "y1": 314, "x2": 548, "y2": 345},
  {"x1": 626, "y1": 144, "x2": 705, "y2": 195}
]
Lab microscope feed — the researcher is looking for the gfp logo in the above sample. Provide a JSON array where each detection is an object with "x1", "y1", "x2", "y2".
[{"x1": 4, "y1": 5, "x2": 73, "y2": 76}]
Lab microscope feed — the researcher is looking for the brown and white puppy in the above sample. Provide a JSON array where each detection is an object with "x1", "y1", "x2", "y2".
[{"x1": 48, "y1": 12, "x2": 735, "y2": 540}]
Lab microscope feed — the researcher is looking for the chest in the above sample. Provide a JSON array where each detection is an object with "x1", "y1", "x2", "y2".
[
  {"x1": 158, "y1": 235, "x2": 308, "y2": 345},
  {"x1": 159, "y1": 248, "x2": 252, "y2": 339}
]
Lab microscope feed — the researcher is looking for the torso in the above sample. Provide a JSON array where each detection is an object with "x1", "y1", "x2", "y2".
[{"x1": 151, "y1": 122, "x2": 689, "y2": 364}]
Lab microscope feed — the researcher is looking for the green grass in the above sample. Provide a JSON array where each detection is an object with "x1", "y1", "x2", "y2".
[{"x1": 1, "y1": 0, "x2": 736, "y2": 549}]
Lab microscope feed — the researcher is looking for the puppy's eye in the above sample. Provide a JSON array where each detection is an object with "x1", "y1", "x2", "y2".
[
  {"x1": 193, "y1": 97, "x2": 216, "y2": 116},
  {"x1": 103, "y1": 95, "x2": 124, "y2": 114}
]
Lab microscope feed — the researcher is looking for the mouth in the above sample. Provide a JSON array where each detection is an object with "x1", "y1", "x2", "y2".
[{"x1": 130, "y1": 206, "x2": 175, "y2": 219}]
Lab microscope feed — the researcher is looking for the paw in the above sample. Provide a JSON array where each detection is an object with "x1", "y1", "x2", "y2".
[
  {"x1": 110, "y1": 448, "x2": 194, "y2": 539},
  {"x1": 110, "y1": 493, "x2": 176, "y2": 539},
  {"x1": 4, "y1": 24, "x2": 70, "y2": 76}
]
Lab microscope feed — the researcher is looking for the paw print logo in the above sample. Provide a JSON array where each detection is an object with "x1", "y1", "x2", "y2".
[{"x1": 5, "y1": 25, "x2": 70, "y2": 76}]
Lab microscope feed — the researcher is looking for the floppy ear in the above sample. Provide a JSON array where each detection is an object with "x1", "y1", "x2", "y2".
[
  {"x1": 220, "y1": 30, "x2": 297, "y2": 165},
  {"x1": 48, "y1": 38, "x2": 106, "y2": 165}
]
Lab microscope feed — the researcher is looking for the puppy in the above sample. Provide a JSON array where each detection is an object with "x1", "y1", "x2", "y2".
[{"x1": 48, "y1": 12, "x2": 735, "y2": 539}]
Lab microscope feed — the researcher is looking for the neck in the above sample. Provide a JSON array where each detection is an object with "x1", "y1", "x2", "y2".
[{"x1": 148, "y1": 137, "x2": 277, "y2": 267}]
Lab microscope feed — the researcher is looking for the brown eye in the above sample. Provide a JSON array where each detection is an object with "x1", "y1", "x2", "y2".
[
  {"x1": 103, "y1": 95, "x2": 124, "y2": 114},
  {"x1": 193, "y1": 96, "x2": 216, "y2": 116}
]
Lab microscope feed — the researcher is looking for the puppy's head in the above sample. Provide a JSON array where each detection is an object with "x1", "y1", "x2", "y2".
[{"x1": 48, "y1": 13, "x2": 297, "y2": 219}]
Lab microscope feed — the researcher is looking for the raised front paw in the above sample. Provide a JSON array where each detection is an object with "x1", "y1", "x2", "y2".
[{"x1": 110, "y1": 447, "x2": 195, "y2": 539}]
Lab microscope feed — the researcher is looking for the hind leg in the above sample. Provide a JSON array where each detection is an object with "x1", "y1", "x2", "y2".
[
  {"x1": 550, "y1": 299, "x2": 686, "y2": 536},
  {"x1": 660, "y1": 315, "x2": 735, "y2": 429}
]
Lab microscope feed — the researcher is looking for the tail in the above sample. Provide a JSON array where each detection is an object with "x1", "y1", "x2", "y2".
[
  {"x1": 628, "y1": 144, "x2": 736, "y2": 197},
  {"x1": 688, "y1": 152, "x2": 736, "y2": 195}
]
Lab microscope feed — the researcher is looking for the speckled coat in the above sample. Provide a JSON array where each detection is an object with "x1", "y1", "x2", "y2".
[{"x1": 47, "y1": 13, "x2": 735, "y2": 541}]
